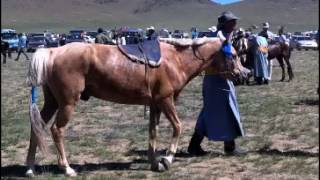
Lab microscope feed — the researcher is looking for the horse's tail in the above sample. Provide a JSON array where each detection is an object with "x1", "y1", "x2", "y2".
[
  {"x1": 26, "y1": 48, "x2": 50, "y2": 86},
  {"x1": 26, "y1": 48, "x2": 51, "y2": 154}
]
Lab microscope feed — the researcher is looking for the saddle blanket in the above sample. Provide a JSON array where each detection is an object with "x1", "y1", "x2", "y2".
[{"x1": 119, "y1": 39, "x2": 161, "y2": 67}]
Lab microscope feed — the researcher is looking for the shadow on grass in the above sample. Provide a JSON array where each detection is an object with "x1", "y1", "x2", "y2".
[
  {"x1": 127, "y1": 149, "x2": 224, "y2": 159},
  {"x1": 1, "y1": 159, "x2": 148, "y2": 177},
  {"x1": 294, "y1": 98, "x2": 319, "y2": 106},
  {"x1": 255, "y1": 147, "x2": 319, "y2": 157}
]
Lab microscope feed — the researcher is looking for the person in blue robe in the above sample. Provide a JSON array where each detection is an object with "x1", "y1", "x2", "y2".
[{"x1": 188, "y1": 11, "x2": 247, "y2": 156}]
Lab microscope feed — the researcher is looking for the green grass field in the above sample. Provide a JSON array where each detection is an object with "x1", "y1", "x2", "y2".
[{"x1": 1, "y1": 48, "x2": 318, "y2": 179}]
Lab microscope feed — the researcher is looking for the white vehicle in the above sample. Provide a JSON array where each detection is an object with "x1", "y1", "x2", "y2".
[{"x1": 290, "y1": 35, "x2": 318, "y2": 50}]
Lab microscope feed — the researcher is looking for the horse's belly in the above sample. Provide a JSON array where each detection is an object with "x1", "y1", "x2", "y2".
[{"x1": 88, "y1": 84, "x2": 151, "y2": 105}]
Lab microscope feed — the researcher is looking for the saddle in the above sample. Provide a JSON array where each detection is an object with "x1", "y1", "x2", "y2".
[{"x1": 118, "y1": 39, "x2": 161, "y2": 67}]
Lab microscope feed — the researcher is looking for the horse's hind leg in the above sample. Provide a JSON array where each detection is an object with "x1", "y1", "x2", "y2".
[
  {"x1": 51, "y1": 104, "x2": 77, "y2": 176},
  {"x1": 284, "y1": 56, "x2": 294, "y2": 81},
  {"x1": 148, "y1": 104, "x2": 161, "y2": 171},
  {"x1": 156, "y1": 96, "x2": 182, "y2": 171},
  {"x1": 26, "y1": 85, "x2": 58, "y2": 176},
  {"x1": 276, "y1": 56, "x2": 286, "y2": 81}
]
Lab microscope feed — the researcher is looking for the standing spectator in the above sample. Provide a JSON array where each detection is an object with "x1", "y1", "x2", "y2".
[
  {"x1": 15, "y1": 33, "x2": 29, "y2": 61},
  {"x1": 258, "y1": 22, "x2": 275, "y2": 43},
  {"x1": 191, "y1": 27, "x2": 198, "y2": 39},
  {"x1": 253, "y1": 35, "x2": 269, "y2": 85},
  {"x1": 59, "y1": 34, "x2": 66, "y2": 46},
  {"x1": 146, "y1": 26, "x2": 157, "y2": 40},
  {"x1": 1, "y1": 37, "x2": 11, "y2": 64},
  {"x1": 187, "y1": 11, "x2": 247, "y2": 156},
  {"x1": 95, "y1": 27, "x2": 114, "y2": 45}
]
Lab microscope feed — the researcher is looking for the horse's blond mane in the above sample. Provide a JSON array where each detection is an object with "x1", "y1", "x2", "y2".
[{"x1": 159, "y1": 37, "x2": 220, "y2": 47}]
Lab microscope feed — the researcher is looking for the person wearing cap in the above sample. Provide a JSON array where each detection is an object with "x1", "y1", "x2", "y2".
[
  {"x1": 95, "y1": 27, "x2": 114, "y2": 45},
  {"x1": 258, "y1": 22, "x2": 275, "y2": 42},
  {"x1": 15, "y1": 33, "x2": 29, "y2": 61},
  {"x1": 278, "y1": 26, "x2": 289, "y2": 45},
  {"x1": 188, "y1": 11, "x2": 247, "y2": 156},
  {"x1": 208, "y1": 26, "x2": 217, "y2": 33},
  {"x1": 254, "y1": 22, "x2": 273, "y2": 84},
  {"x1": 146, "y1": 26, "x2": 157, "y2": 40}
]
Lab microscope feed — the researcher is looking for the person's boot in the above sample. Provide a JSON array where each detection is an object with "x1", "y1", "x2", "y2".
[
  {"x1": 256, "y1": 77, "x2": 262, "y2": 85},
  {"x1": 187, "y1": 131, "x2": 207, "y2": 156},
  {"x1": 224, "y1": 140, "x2": 247, "y2": 156}
]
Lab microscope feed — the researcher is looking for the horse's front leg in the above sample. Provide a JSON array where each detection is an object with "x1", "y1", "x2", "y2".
[
  {"x1": 148, "y1": 105, "x2": 161, "y2": 171},
  {"x1": 156, "y1": 96, "x2": 182, "y2": 171}
]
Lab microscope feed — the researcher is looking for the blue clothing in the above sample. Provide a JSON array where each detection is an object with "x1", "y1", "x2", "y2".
[
  {"x1": 18, "y1": 35, "x2": 27, "y2": 48},
  {"x1": 191, "y1": 31, "x2": 198, "y2": 39},
  {"x1": 195, "y1": 30, "x2": 245, "y2": 141},
  {"x1": 253, "y1": 36, "x2": 269, "y2": 79},
  {"x1": 195, "y1": 75, "x2": 244, "y2": 141}
]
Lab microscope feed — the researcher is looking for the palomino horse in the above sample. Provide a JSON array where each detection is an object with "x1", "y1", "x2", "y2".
[
  {"x1": 25, "y1": 37, "x2": 246, "y2": 176},
  {"x1": 233, "y1": 36, "x2": 293, "y2": 84}
]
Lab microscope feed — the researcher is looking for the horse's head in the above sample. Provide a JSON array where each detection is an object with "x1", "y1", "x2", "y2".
[{"x1": 211, "y1": 41, "x2": 250, "y2": 80}]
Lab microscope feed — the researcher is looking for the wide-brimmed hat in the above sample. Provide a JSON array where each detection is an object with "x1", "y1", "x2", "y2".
[
  {"x1": 208, "y1": 26, "x2": 217, "y2": 32},
  {"x1": 262, "y1": 22, "x2": 269, "y2": 28},
  {"x1": 218, "y1": 11, "x2": 239, "y2": 24},
  {"x1": 147, "y1": 26, "x2": 155, "y2": 31},
  {"x1": 237, "y1": 28, "x2": 244, "y2": 36}
]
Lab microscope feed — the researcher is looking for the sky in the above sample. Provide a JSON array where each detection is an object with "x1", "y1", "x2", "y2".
[{"x1": 209, "y1": 0, "x2": 243, "y2": 5}]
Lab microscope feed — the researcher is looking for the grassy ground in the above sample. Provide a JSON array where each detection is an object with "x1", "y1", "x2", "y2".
[{"x1": 1, "y1": 49, "x2": 319, "y2": 179}]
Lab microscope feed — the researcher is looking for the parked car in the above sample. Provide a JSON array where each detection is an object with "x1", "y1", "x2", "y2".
[
  {"x1": 158, "y1": 28, "x2": 170, "y2": 38},
  {"x1": 84, "y1": 31, "x2": 98, "y2": 43},
  {"x1": 172, "y1": 30, "x2": 184, "y2": 39},
  {"x1": 28, "y1": 32, "x2": 59, "y2": 48},
  {"x1": 27, "y1": 35, "x2": 47, "y2": 52},
  {"x1": 69, "y1": 29, "x2": 85, "y2": 36},
  {"x1": 117, "y1": 27, "x2": 144, "y2": 44},
  {"x1": 65, "y1": 30, "x2": 86, "y2": 44},
  {"x1": 197, "y1": 31, "x2": 214, "y2": 38},
  {"x1": 65, "y1": 34, "x2": 86, "y2": 44},
  {"x1": 45, "y1": 33, "x2": 59, "y2": 47},
  {"x1": 290, "y1": 35, "x2": 318, "y2": 50},
  {"x1": 1, "y1": 29, "x2": 19, "y2": 51}
]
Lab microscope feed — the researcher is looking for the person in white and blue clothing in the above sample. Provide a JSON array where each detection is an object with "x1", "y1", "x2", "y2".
[
  {"x1": 15, "y1": 33, "x2": 30, "y2": 61},
  {"x1": 188, "y1": 11, "x2": 247, "y2": 156},
  {"x1": 253, "y1": 35, "x2": 269, "y2": 85}
]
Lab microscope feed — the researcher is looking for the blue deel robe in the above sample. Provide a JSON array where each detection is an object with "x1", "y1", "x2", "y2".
[
  {"x1": 195, "y1": 30, "x2": 245, "y2": 141},
  {"x1": 253, "y1": 36, "x2": 269, "y2": 79},
  {"x1": 195, "y1": 75, "x2": 245, "y2": 141}
]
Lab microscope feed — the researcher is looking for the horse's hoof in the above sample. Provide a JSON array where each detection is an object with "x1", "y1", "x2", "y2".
[
  {"x1": 151, "y1": 159, "x2": 170, "y2": 172},
  {"x1": 151, "y1": 162, "x2": 165, "y2": 172},
  {"x1": 65, "y1": 167, "x2": 77, "y2": 177},
  {"x1": 160, "y1": 157, "x2": 171, "y2": 170},
  {"x1": 25, "y1": 169, "x2": 35, "y2": 177}
]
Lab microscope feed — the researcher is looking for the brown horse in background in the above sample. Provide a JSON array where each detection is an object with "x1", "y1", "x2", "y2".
[
  {"x1": 267, "y1": 41, "x2": 294, "y2": 81},
  {"x1": 233, "y1": 36, "x2": 293, "y2": 84},
  {"x1": 25, "y1": 37, "x2": 246, "y2": 176}
]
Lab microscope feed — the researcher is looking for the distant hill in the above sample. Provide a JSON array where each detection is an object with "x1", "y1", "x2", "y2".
[{"x1": 1, "y1": 0, "x2": 319, "y2": 33}]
